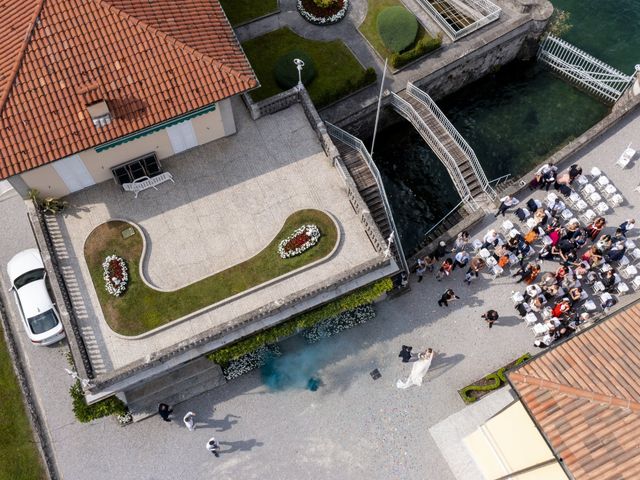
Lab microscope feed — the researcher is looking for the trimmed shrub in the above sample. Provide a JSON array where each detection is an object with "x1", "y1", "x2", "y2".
[
  {"x1": 459, "y1": 353, "x2": 531, "y2": 403},
  {"x1": 376, "y1": 6, "x2": 418, "y2": 53},
  {"x1": 390, "y1": 34, "x2": 442, "y2": 69},
  {"x1": 207, "y1": 277, "x2": 393, "y2": 365},
  {"x1": 302, "y1": 304, "x2": 375, "y2": 343},
  {"x1": 70, "y1": 380, "x2": 128, "y2": 423},
  {"x1": 274, "y1": 51, "x2": 316, "y2": 89}
]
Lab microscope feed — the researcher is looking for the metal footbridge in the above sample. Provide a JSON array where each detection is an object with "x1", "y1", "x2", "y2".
[
  {"x1": 538, "y1": 35, "x2": 637, "y2": 104},
  {"x1": 389, "y1": 82, "x2": 496, "y2": 211}
]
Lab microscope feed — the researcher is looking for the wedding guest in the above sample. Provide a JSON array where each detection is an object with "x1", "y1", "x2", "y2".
[
  {"x1": 495, "y1": 195, "x2": 520, "y2": 217},
  {"x1": 438, "y1": 289, "x2": 460, "y2": 307},
  {"x1": 481, "y1": 310, "x2": 499, "y2": 328}
]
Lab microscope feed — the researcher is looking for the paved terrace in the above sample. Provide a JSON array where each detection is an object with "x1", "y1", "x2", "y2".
[
  {"x1": 47, "y1": 98, "x2": 384, "y2": 371},
  {"x1": 1, "y1": 106, "x2": 639, "y2": 480}
]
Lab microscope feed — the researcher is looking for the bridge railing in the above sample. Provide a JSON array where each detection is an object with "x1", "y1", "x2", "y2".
[
  {"x1": 406, "y1": 82, "x2": 496, "y2": 199},
  {"x1": 326, "y1": 122, "x2": 410, "y2": 275},
  {"x1": 389, "y1": 92, "x2": 480, "y2": 211},
  {"x1": 537, "y1": 35, "x2": 634, "y2": 103}
]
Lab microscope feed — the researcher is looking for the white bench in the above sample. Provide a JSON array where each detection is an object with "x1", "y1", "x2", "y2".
[{"x1": 122, "y1": 172, "x2": 174, "y2": 198}]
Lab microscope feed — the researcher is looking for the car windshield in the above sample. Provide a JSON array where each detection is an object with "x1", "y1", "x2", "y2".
[
  {"x1": 27, "y1": 310, "x2": 58, "y2": 335},
  {"x1": 14, "y1": 268, "x2": 45, "y2": 289}
]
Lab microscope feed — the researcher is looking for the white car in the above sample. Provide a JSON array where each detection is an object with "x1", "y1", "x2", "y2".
[{"x1": 7, "y1": 248, "x2": 65, "y2": 346}]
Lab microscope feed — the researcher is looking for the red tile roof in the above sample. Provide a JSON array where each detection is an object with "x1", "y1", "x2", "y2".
[
  {"x1": 509, "y1": 302, "x2": 640, "y2": 480},
  {"x1": 0, "y1": 0, "x2": 257, "y2": 179}
]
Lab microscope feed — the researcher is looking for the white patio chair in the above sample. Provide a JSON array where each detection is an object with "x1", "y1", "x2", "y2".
[
  {"x1": 541, "y1": 307, "x2": 553, "y2": 321},
  {"x1": 592, "y1": 281, "x2": 605, "y2": 294},
  {"x1": 526, "y1": 217, "x2": 538, "y2": 229},
  {"x1": 574, "y1": 199, "x2": 588, "y2": 212},
  {"x1": 594, "y1": 175, "x2": 610, "y2": 189},
  {"x1": 479, "y1": 248, "x2": 492, "y2": 260},
  {"x1": 560, "y1": 209, "x2": 574, "y2": 221},
  {"x1": 545, "y1": 193, "x2": 558, "y2": 207},
  {"x1": 511, "y1": 291, "x2": 524, "y2": 304},
  {"x1": 600, "y1": 263, "x2": 612, "y2": 273},
  {"x1": 610, "y1": 194, "x2": 624, "y2": 207},
  {"x1": 630, "y1": 248, "x2": 640, "y2": 262},
  {"x1": 616, "y1": 144, "x2": 635, "y2": 168},
  {"x1": 532, "y1": 322, "x2": 549, "y2": 337},
  {"x1": 491, "y1": 265, "x2": 504, "y2": 278},
  {"x1": 501, "y1": 220, "x2": 514, "y2": 234},
  {"x1": 581, "y1": 209, "x2": 596, "y2": 223},
  {"x1": 472, "y1": 239, "x2": 483, "y2": 252},
  {"x1": 582, "y1": 184, "x2": 596, "y2": 196},
  {"x1": 595, "y1": 202, "x2": 609, "y2": 215},
  {"x1": 587, "y1": 192, "x2": 602, "y2": 206},
  {"x1": 524, "y1": 312, "x2": 538, "y2": 327},
  {"x1": 631, "y1": 276, "x2": 640, "y2": 291},
  {"x1": 599, "y1": 292, "x2": 614, "y2": 310},
  {"x1": 625, "y1": 240, "x2": 637, "y2": 250},
  {"x1": 576, "y1": 175, "x2": 589, "y2": 188},
  {"x1": 486, "y1": 256, "x2": 498, "y2": 268},
  {"x1": 617, "y1": 255, "x2": 630, "y2": 268},
  {"x1": 603, "y1": 184, "x2": 617, "y2": 199},
  {"x1": 567, "y1": 191, "x2": 581, "y2": 206},
  {"x1": 582, "y1": 299, "x2": 597, "y2": 312},
  {"x1": 616, "y1": 282, "x2": 630, "y2": 295},
  {"x1": 622, "y1": 265, "x2": 638, "y2": 279},
  {"x1": 589, "y1": 166, "x2": 602, "y2": 179}
]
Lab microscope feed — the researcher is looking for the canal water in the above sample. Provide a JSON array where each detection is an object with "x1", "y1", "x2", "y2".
[{"x1": 372, "y1": 0, "x2": 640, "y2": 256}]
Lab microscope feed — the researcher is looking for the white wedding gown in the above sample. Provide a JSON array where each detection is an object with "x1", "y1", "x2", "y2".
[{"x1": 396, "y1": 353, "x2": 434, "y2": 389}]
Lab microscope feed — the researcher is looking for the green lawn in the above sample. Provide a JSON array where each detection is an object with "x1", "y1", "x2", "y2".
[
  {"x1": 242, "y1": 27, "x2": 376, "y2": 108},
  {"x1": 219, "y1": 0, "x2": 278, "y2": 26},
  {"x1": 0, "y1": 327, "x2": 46, "y2": 480},
  {"x1": 85, "y1": 210, "x2": 338, "y2": 336},
  {"x1": 358, "y1": 0, "x2": 439, "y2": 66}
]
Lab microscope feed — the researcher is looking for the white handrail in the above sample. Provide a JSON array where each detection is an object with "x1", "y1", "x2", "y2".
[
  {"x1": 389, "y1": 92, "x2": 480, "y2": 209},
  {"x1": 326, "y1": 123, "x2": 410, "y2": 274},
  {"x1": 421, "y1": 195, "x2": 470, "y2": 242},
  {"x1": 405, "y1": 83, "x2": 496, "y2": 199}
]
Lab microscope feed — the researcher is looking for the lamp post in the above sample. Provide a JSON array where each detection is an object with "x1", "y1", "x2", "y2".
[{"x1": 293, "y1": 58, "x2": 305, "y2": 90}]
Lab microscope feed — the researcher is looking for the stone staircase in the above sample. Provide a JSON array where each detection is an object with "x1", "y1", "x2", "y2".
[{"x1": 124, "y1": 357, "x2": 226, "y2": 422}]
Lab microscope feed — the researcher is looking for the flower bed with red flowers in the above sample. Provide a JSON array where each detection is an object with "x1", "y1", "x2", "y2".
[
  {"x1": 102, "y1": 254, "x2": 128, "y2": 296},
  {"x1": 278, "y1": 224, "x2": 321, "y2": 259},
  {"x1": 298, "y1": 0, "x2": 348, "y2": 25}
]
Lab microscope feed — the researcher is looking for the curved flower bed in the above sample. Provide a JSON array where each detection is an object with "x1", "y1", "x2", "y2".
[
  {"x1": 297, "y1": 0, "x2": 348, "y2": 25},
  {"x1": 102, "y1": 254, "x2": 128, "y2": 296},
  {"x1": 278, "y1": 224, "x2": 321, "y2": 259}
]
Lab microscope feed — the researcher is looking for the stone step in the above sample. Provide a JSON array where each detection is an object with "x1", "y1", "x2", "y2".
[{"x1": 125, "y1": 358, "x2": 226, "y2": 422}]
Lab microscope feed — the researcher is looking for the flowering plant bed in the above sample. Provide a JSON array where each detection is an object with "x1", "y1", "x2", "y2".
[
  {"x1": 102, "y1": 254, "x2": 128, "y2": 296},
  {"x1": 297, "y1": 0, "x2": 348, "y2": 25},
  {"x1": 303, "y1": 304, "x2": 375, "y2": 343},
  {"x1": 220, "y1": 345, "x2": 282, "y2": 380},
  {"x1": 278, "y1": 224, "x2": 321, "y2": 259}
]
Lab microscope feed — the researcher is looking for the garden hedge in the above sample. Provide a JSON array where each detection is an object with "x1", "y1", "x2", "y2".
[
  {"x1": 70, "y1": 380, "x2": 128, "y2": 423},
  {"x1": 207, "y1": 277, "x2": 393, "y2": 365},
  {"x1": 376, "y1": 6, "x2": 418, "y2": 53},
  {"x1": 274, "y1": 51, "x2": 317, "y2": 89},
  {"x1": 390, "y1": 34, "x2": 441, "y2": 69},
  {"x1": 459, "y1": 353, "x2": 531, "y2": 403}
]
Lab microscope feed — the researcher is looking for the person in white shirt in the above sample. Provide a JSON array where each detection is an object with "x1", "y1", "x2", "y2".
[
  {"x1": 495, "y1": 195, "x2": 520, "y2": 217},
  {"x1": 206, "y1": 437, "x2": 221, "y2": 457},
  {"x1": 183, "y1": 411, "x2": 196, "y2": 431},
  {"x1": 453, "y1": 250, "x2": 470, "y2": 270}
]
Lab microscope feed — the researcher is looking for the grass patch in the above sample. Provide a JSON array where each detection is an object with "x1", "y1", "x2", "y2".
[
  {"x1": 242, "y1": 27, "x2": 376, "y2": 108},
  {"x1": 358, "y1": 0, "x2": 441, "y2": 68},
  {"x1": 85, "y1": 209, "x2": 338, "y2": 336},
  {"x1": 0, "y1": 326, "x2": 46, "y2": 480},
  {"x1": 219, "y1": 0, "x2": 278, "y2": 26}
]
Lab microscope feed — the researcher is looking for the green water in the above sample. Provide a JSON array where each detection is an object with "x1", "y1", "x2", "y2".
[{"x1": 373, "y1": 0, "x2": 639, "y2": 255}]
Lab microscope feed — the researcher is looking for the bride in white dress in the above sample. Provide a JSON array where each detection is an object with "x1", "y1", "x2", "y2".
[{"x1": 396, "y1": 348, "x2": 435, "y2": 389}]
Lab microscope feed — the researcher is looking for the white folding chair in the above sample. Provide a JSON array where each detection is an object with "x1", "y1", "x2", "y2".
[
  {"x1": 595, "y1": 175, "x2": 610, "y2": 189},
  {"x1": 600, "y1": 263, "x2": 612, "y2": 273},
  {"x1": 532, "y1": 322, "x2": 549, "y2": 337},
  {"x1": 599, "y1": 292, "x2": 614, "y2": 310},
  {"x1": 472, "y1": 239, "x2": 483, "y2": 252},
  {"x1": 524, "y1": 312, "x2": 537, "y2": 326},
  {"x1": 582, "y1": 299, "x2": 597, "y2": 312},
  {"x1": 603, "y1": 184, "x2": 617, "y2": 199},
  {"x1": 630, "y1": 248, "x2": 640, "y2": 262},
  {"x1": 592, "y1": 281, "x2": 605, "y2": 294},
  {"x1": 595, "y1": 202, "x2": 609, "y2": 215},
  {"x1": 560, "y1": 210, "x2": 574, "y2": 222},
  {"x1": 486, "y1": 256, "x2": 498, "y2": 268},
  {"x1": 582, "y1": 184, "x2": 596, "y2": 196},
  {"x1": 491, "y1": 265, "x2": 504, "y2": 278},
  {"x1": 632, "y1": 276, "x2": 640, "y2": 291},
  {"x1": 567, "y1": 191, "x2": 581, "y2": 206},
  {"x1": 587, "y1": 192, "x2": 602, "y2": 205},
  {"x1": 541, "y1": 307, "x2": 553, "y2": 321},
  {"x1": 616, "y1": 282, "x2": 630, "y2": 295},
  {"x1": 581, "y1": 209, "x2": 596, "y2": 223},
  {"x1": 610, "y1": 194, "x2": 624, "y2": 207},
  {"x1": 526, "y1": 217, "x2": 538, "y2": 229},
  {"x1": 501, "y1": 220, "x2": 514, "y2": 234},
  {"x1": 511, "y1": 291, "x2": 524, "y2": 304},
  {"x1": 622, "y1": 265, "x2": 638, "y2": 279},
  {"x1": 617, "y1": 256, "x2": 630, "y2": 268},
  {"x1": 574, "y1": 199, "x2": 588, "y2": 212},
  {"x1": 479, "y1": 248, "x2": 492, "y2": 260},
  {"x1": 589, "y1": 166, "x2": 602, "y2": 179},
  {"x1": 508, "y1": 228, "x2": 520, "y2": 239},
  {"x1": 545, "y1": 193, "x2": 558, "y2": 207},
  {"x1": 576, "y1": 175, "x2": 589, "y2": 187},
  {"x1": 616, "y1": 144, "x2": 635, "y2": 168},
  {"x1": 625, "y1": 240, "x2": 637, "y2": 250}
]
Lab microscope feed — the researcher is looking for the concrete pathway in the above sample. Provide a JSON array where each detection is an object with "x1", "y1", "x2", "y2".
[{"x1": 1, "y1": 107, "x2": 640, "y2": 479}]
